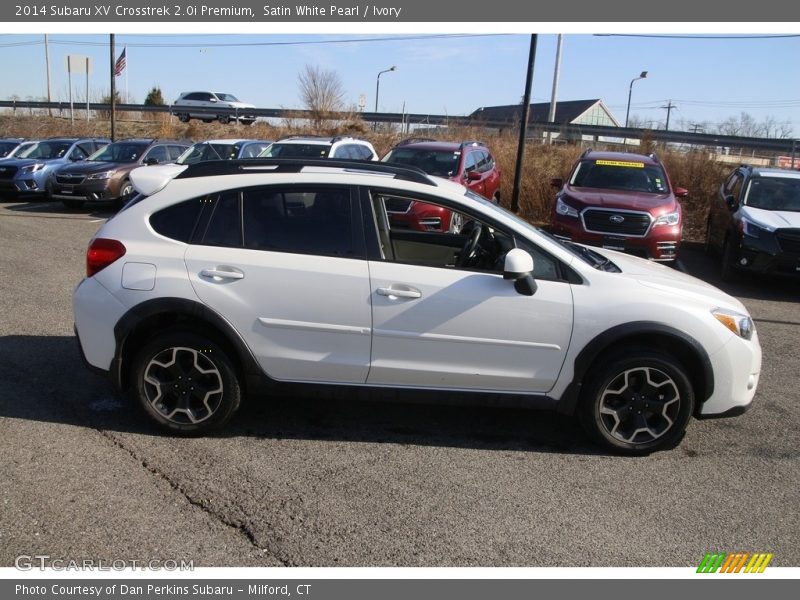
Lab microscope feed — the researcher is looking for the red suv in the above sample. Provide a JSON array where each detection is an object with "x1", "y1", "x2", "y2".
[
  {"x1": 549, "y1": 150, "x2": 687, "y2": 261},
  {"x1": 381, "y1": 139, "x2": 501, "y2": 232}
]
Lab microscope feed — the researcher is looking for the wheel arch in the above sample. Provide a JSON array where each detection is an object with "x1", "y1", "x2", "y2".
[
  {"x1": 112, "y1": 298, "x2": 267, "y2": 397},
  {"x1": 557, "y1": 322, "x2": 714, "y2": 417}
]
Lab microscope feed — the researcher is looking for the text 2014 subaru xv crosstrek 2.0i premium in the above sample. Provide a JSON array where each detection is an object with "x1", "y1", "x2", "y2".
[{"x1": 73, "y1": 159, "x2": 761, "y2": 454}]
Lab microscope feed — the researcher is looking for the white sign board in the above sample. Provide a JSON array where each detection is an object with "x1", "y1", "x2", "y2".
[{"x1": 65, "y1": 55, "x2": 92, "y2": 75}]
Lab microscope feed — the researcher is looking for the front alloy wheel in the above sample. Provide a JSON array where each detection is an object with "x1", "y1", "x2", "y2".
[
  {"x1": 131, "y1": 332, "x2": 241, "y2": 433},
  {"x1": 579, "y1": 350, "x2": 694, "y2": 454}
]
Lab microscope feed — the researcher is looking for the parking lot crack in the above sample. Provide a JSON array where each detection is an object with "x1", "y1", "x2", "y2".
[{"x1": 96, "y1": 430, "x2": 294, "y2": 566}]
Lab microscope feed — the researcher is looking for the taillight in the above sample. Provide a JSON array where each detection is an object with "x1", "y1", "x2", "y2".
[{"x1": 86, "y1": 238, "x2": 126, "y2": 277}]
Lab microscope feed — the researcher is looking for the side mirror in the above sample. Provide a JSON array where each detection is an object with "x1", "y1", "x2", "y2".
[
  {"x1": 725, "y1": 194, "x2": 737, "y2": 211},
  {"x1": 209, "y1": 97, "x2": 218, "y2": 103},
  {"x1": 466, "y1": 170, "x2": 481, "y2": 181},
  {"x1": 674, "y1": 187, "x2": 688, "y2": 198},
  {"x1": 550, "y1": 177, "x2": 563, "y2": 189},
  {"x1": 144, "y1": 157, "x2": 160, "y2": 166},
  {"x1": 503, "y1": 248, "x2": 537, "y2": 296}
]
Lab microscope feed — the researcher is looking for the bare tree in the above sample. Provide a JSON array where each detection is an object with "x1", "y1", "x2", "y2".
[
  {"x1": 715, "y1": 112, "x2": 793, "y2": 139},
  {"x1": 297, "y1": 64, "x2": 346, "y2": 127}
]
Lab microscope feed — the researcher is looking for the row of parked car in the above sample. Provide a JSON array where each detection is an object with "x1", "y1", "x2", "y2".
[{"x1": 1, "y1": 134, "x2": 798, "y2": 280}]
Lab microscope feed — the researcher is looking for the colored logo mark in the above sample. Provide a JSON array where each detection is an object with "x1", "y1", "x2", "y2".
[{"x1": 697, "y1": 552, "x2": 773, "y2": 573}]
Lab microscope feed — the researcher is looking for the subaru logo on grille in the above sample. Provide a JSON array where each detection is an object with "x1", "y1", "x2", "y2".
[{"x1": 609, "y1": 214, "x2": 625, "y2": 224}]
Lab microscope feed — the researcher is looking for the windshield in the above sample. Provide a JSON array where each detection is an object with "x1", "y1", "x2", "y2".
[
  {"x1": 88, "y1": 143, "x2": 149, "y2": 163},
  {"x1": 743, "y1": 177, "x2": 800, "y2": 212},
  {"x1": 259, "y1": 143, "x2": 330, "y2": 159},
  {"x1": 177, "y1": 143, "x2": 240, "y2": 165},
  {"x1": 0, "y1": 142, "x2": 19, "y2": 157},
  {"x1": 216, "y1": 93, "x2": 240, "y2": 102},
  {"x1": 382, "y1": 148, "x2": 460, "y2": 177},
  {"x1": 19, "y1": 141, "x2": 73, "y2": 160},
  {"x1": 570, "y1": 159, "x2": 668, "y2": 194}
]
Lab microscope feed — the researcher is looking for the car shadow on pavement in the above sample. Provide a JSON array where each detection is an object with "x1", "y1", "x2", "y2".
[
  {"x1": 3, "y1": 200, "x2": 116, "y2": 219},
  {"x1": 0, "y1": 334, "x2": 605, "y2": 456}
]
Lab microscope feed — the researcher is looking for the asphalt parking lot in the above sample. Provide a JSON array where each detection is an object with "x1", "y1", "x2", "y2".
[{"x1": 0, "y1": 199, "x2": 798, "y2": 568}]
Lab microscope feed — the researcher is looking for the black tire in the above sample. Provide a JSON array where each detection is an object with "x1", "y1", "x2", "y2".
[
  {"x1": 492, "y1": 193, "x2": 500, "y2": 205},
  {"x1": 218, "y1": 115, "x2": 230, "y2": 124},
  {"x1": 177, "y1": 113, "x2": 190, "y2": 123},
  {"x1": 62, "y1": 199, "x2": 84, "y2": 209},
  {"x1": 130, "y1": 331, "x2": 242, "y2": 434},
  {"x1": 202, "y1": 118, "x2": 214, "y2": 124},
  {"x1": 720, "y1": 236, "x2": 737, "y2": 282},
  {"x1": 578, "y1": 349, "x2": 694, "y2": 455},
  {"x1": 241, "y1": 119, "x2": 255, "y2": 126}
]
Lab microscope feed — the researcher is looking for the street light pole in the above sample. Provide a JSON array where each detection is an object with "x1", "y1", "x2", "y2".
[
  {"x1": 625, "y1": 70, "x2": 648, "y2": 128},
  {"x1": 374, "y1": 65, "x2": 396, "y2": 131}
]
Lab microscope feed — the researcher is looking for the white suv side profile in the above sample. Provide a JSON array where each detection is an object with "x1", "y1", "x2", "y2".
[
  {"x1": 173, "y1": 91, "x2": 257, "y2": 125},
  {"x1": 73, "y1": 160, "x2": 761, "y2": 454}
]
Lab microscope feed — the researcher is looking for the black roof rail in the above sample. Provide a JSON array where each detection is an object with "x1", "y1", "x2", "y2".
[
  {"x1": 459, "y1": 140, "x2": 485, "y2": 149},
  {"x1": 648, "y1": 152, "x2": 661, "y2": 163},
  {"x1": 580, "y1": 148, "x2": 593, "y2": 158},
  {"x1": 175, "y1": 158, "x2": 438, "y2": 186},
  {"x1": 396, "y1": 137, "x2": 437, "y2": 146}
]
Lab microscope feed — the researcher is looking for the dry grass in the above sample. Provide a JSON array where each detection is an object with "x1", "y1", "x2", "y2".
[{"x1": 0, "y1": 115, "x2": 731, "y2": 241}]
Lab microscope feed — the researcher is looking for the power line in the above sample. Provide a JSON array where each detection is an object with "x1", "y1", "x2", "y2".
[
  {"x1": 0, "y1": 33, "x2": 511, "y2": 49},
  {"x1": 595, "y1": 34, "x2": 800, "y2": 40}
]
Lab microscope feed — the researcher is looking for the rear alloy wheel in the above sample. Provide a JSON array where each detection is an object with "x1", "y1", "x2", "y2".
[
  {"x1": 177, "y1": 113, "x2": 190, "y2": 123},
  {"x1": 448, "y1": 211, "x2": 464, "y2": 234},
  {"x1": 218, "y1": 115, "x2": 230, "y2": 124},
  {"x1": 579, "y1": 350, "x2": 694, "y2": 454},
  {"x1": 131, "y1": 332, "x2": 242, "y2": 434}
]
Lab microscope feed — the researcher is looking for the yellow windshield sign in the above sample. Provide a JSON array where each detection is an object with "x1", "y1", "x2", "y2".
[{"x1": 595, "y1": 159, "x2": 645, "y2": 168}]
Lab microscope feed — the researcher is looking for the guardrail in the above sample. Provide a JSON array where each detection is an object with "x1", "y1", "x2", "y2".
[{"x1": 1, "y1": 99, "x2": 797, "y2": 155}]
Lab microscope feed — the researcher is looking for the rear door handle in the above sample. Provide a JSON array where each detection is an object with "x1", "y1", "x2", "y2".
[
  {"x1": 377, "y1": 286, "x2": 422, "y2": 299},
  {"x1": 200, "y1": 267, "x2": 245, "y2": 280}
]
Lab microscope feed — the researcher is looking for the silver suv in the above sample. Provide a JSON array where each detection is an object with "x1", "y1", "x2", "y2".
[{"x1": 173, "y1": 91, "x2": 256, "y2": 125}]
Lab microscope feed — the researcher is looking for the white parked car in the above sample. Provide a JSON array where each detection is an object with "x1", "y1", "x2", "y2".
[
  {"x1": 173, "y1": 91, "x2": 257, "y2": 125},
  {"x1": 259, "y1": 136, "x2": 378, "y2": 161},
  {"x1": 73, "y1": 159, "x2": 761, "y2": 454}
]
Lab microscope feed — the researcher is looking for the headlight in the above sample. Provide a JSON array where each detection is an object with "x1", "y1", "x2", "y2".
[
  {"x1": 555, "y1": 197, "x2": 579, "y2": 218},
  {"x1": 20, "y1": 163, "x2": 44, "y2": 174},
  {"x1": 712, "y1": 308, "x2": 754, "y2": 340},
  {"x1": 740, "y1": 217, "x2": 768, "y2": 239},
  {"x1": 88, "y1": 171, "x2": 114, "y2": 180},
  {"x1": 654, "y1": 211, "x2": 680, "y2": 226}
]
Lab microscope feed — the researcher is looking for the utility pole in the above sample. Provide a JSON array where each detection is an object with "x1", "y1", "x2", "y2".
[
  {"x1": 110, "y1": 34, "x2": 116, "y2": 141},
  {"x1": 661, "y1": 100, "x2": 676, "y2": 131},
  {"x1": 511, "y1": 34, "x2": 537, "y2": 214},
  {"x1": 546, "y1": 34, "x2": 563, "y2": 145},
  {"x1": 689, "y1": 123, "x2": 704, "y2": 134},
  {"x1": 44, "y1": 34, "x2": 52, "y2": 117}
]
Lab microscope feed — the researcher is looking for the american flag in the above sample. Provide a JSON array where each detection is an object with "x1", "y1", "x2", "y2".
[{"x1": 114, "y1": 47, "x2": 127, "y2": 77}]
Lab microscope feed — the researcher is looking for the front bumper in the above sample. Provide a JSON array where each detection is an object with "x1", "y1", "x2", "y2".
[
  {"x1": 699, "y1": 329, "x2": 761, "y2": 417},
  {"x1": 551, "y1": 214, "x2": 681, "y2": 261},
  {"x1": 732, "y1": 232, "x2": 800, "y2": 279},
  {"x1": 52, "y1": 180, "x2": 115, "y2": 203}
]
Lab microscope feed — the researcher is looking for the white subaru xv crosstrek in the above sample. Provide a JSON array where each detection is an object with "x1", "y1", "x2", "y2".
[{"x1": 73, "y1": 159, "x2": 761, "y2": 454}]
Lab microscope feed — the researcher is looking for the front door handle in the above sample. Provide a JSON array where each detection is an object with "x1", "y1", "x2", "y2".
[
  {"x1": 200, "y1": 267, "x2": 245, "y2": 280},
  {"x1": 377, "y1": 286, "x2": 422, "y2": 299}
]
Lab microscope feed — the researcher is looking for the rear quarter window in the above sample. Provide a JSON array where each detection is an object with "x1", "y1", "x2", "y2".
[{"x1": 149, "y1": 198, "x2": 205, "y2": 243}]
